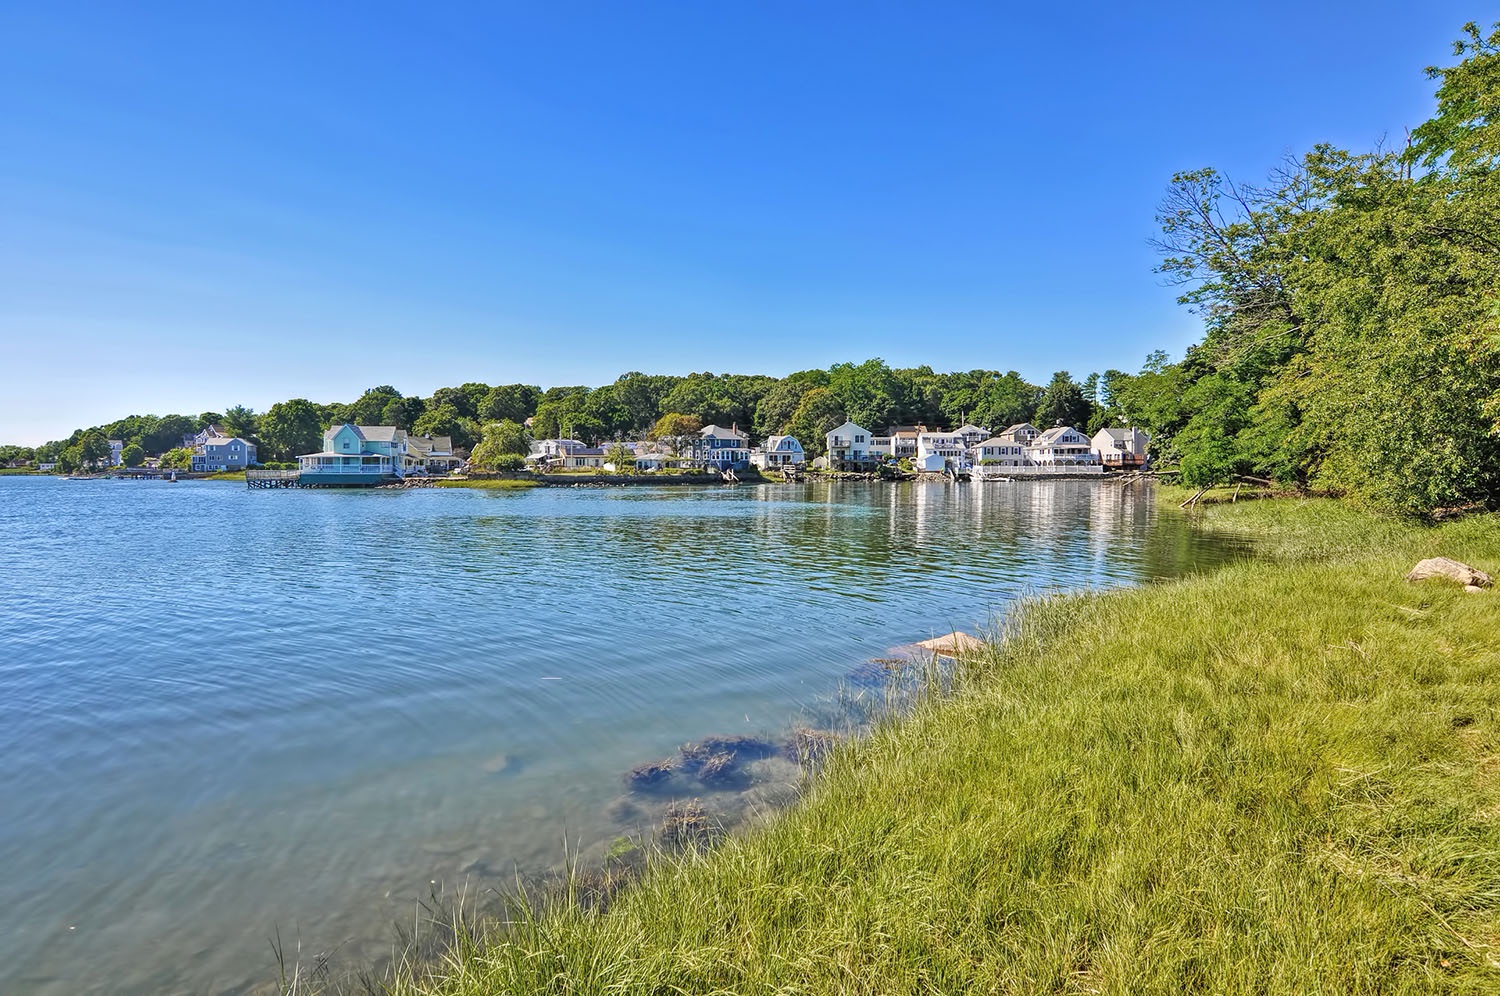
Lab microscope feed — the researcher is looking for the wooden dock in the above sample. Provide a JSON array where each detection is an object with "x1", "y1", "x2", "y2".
[{"x1": 246, "y1": 469, "x2": 302, "y2": 488}]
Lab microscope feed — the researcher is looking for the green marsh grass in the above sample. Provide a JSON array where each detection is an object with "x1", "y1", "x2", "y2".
[
  {"x1": 325, "y1": 499, "x2": 1500, "y2": 994},
  {"x1": 433, "y1": 478, "x2": 541, "y2": 490}
]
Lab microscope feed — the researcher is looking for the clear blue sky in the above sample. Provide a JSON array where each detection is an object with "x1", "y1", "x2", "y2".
[{"x1": 0, "y1": 1, "x2": 1483, "y2": 444}]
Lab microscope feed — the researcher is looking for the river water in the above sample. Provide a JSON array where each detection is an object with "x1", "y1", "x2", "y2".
[{"x1": 0, "y1": 476, "x2": 1241, "y2": 993}]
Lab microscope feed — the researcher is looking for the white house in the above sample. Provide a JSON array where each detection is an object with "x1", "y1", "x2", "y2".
[
  {"x1": 887, "y1": 428, "x2": 920, "y2": 460},
  {"x1": 558, "y1": 447, "x2": 607, "y2": 470},
  {"x1": 629, "y1": 450, "x2": 691, "y2": 472},
  {"x1": 915, "y1": 431, "x2": 969, "y2": 472},
  {"x1": 954, "y1": 424, "x2": 990, "y2": 449},
  {"x1": 973, "y1": 436, "x2": 1029, "y2": 467},
  {"x1": 1092, "y1": 427, "x2": 1151, "y2": 469},
  {"x1": 108, "y1": 439, "x2": 125, "y2": 466},
  {"x1": 757, "y1": 434, "x2": 806, "y2": 468},
  {"x1": 406, "y1": 434, "x2": 463, "y2": 474},
  {"x1": 1025, "y1": 425, "x2": 1098, "y2": 466},
  {"x1": 826, "y1": 421, "x2": 879, "y2": 471},
  {"x1": 526, "y1": 439, "x2": 587, "y2": 468},
  {"x1": 697, "y1": 425, "x2": 751, "y2": 470}
]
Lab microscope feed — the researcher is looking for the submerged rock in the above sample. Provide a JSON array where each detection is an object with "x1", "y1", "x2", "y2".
[
  {"x1": 625, "y1": 758, "x2": 676, "y2": 789},
  {"x1": 680, "y1": 734, "x2": 777, "y2": 762},
  {"x1": 1405, "y1": 557, "x2": 1492, "y2": 589},
  {"x1": 846, "y1": 657, "x2": 916, "y2": 687},
  {"x1": 694, "y1": 750, "x2": 739, "y2": 786}
]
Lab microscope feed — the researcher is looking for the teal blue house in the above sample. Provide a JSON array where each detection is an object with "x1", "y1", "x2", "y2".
[{"x1": 297, "y1": 425, "x2": 408, "y2": 485}]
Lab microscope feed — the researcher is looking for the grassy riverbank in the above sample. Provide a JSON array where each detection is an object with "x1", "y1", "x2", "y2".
[{"x1": 371, "y1": 499, "x2": 1499, "y2": 995}]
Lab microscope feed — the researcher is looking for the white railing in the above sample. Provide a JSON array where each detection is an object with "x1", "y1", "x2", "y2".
[{"x1": 299, "y1": 463, "x2": 394, "y2": 474}]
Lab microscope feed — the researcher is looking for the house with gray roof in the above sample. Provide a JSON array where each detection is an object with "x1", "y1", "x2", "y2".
[
  {"x1": 193, "y1": 435, "x2": 257, "y2": 472},
  {"x1": 297, "y1": 424, "x2": 407, "y2": 483},
  {"x1": 1092, "y1": 426, "x2": 1151, "y2": 468}
]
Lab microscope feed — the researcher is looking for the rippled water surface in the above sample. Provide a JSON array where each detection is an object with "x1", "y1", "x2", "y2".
[{"x1": 0, "y1": 476, "x2": 1242, "y2": 993}]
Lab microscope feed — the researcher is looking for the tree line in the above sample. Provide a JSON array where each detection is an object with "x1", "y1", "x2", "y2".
[{"x1": 13, "y1": 362, "x2": 1120, "y2": 472}]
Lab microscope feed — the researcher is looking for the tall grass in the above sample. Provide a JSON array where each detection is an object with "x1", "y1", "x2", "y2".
[{"x1": 335, "y1": 499, "x2": 1500, "y2": 994}]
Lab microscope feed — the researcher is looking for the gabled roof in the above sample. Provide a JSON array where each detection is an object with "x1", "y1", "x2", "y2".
[
  {"x1": 203, "y1": 436, "x2": 254, "y2": 448},
  {"x1": 976, "y1": 436, "x2": 1019, "y2": 448},
  {"x1": 700, "y1": 424, "x2": 749, "y2": 441},
  {"x1": 955, "y1": 424, "x2": 989, "y2": 435},
  {"x1": 826, "y1": 421, "x2": 870, "y2": 437},
  {"x1": 1000, "y1": 422, "x2": 1039, "y2": 436},
  {"x1": 767, "y1": 435, "x2": 803, "y2": 450},
  {"x1": 1094, "y1": 426, "x2": 1148, "y2": 442},
  {"x1": 326, "y1": 424, "x2": 405, "y2": 443},
  {"x1": 1031, "y1": 425, "x2": 1086, "y2": 446},
  {"x1": 407, "y1": 435, "x2": 454, "y2": 456}
]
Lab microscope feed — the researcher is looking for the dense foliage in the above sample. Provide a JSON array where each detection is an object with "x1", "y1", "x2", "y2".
[
  {"x1": 1106, "y1": 23, "x2": 1500, "y2": 514},
  {"x1": 18, "y1": 363, "x2": 1102, "y2": 466}
]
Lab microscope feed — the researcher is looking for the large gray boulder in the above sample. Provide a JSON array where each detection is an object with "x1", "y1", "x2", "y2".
[{"x1": 1405, "y1": 557, "x2": 1493, "y2": 589}]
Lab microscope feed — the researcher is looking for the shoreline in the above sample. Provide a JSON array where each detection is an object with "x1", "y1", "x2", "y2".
[{"x1": 317, "y1": 496, "x2": 1500, "y2": 994}]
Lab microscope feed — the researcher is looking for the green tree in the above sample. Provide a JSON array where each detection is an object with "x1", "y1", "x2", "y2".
[
  {"x1": 1035, "y1": 372, "x2": 1093, "y2": 430},
  {"x1": 259, "y1": 399, "x2": 325, "y2": 461},
  {"x1": 160, "y1": 447, "x2": 193, "y2": 470},
  {"x1": 478, "y1": 383, "x2": 542, "y2": 424},
  {"x1": 531, "y1": 387, "x2": 590, "y2": 440},
  {"x1": 469, "y1": 420, "x2": 532, "y2": 470},
  {"x1": 827, "y1": 359, "x2": 899, "y2": 431},
  {"x1": 120, "y1": 443, "x2": 145, "y2": 467},
  {"x1": 605, "y1": 442, "x2": 634, "y2": 473},
  {"x1": 222, "y1": 404, "x2": 259, "y2": 440},
  {"x1": 648, "y1": 413, "x2": 703, "y2": 456},
  {"x1": 78, "y1": 430, "x2": 111, "y2": 470},
  {"x1": 344, "y1": 386, "x2": 403, "y2": 426},
  {"x1": 428, "y1": 386, "x2": 478, "y2": 420},
  {"x1": 754, "y1": 378, "x2": 818, "y2": 439},
  {"x1": 412, "y1": 404, "x2": 480, "y2": 451},
  {"x1": 787, "y1": 388, "x2": 846, "y2": 457}
]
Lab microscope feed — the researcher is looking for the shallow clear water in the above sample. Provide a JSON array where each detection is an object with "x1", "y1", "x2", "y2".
[{"x1": 0, "y1": 476, "x2": 1241, "y2": 994}]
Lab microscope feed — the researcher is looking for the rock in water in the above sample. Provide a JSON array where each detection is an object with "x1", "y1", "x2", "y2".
[{"x1": 1405, "y1": 557, "x2": 1492, "y2": 589}]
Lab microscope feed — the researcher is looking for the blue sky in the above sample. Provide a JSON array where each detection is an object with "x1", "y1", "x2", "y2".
[{"x1": 0, "y1": 1, "x2": 1484, "y2": 444}]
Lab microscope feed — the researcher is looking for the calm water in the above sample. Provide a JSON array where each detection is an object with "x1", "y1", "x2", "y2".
[{"x1": 0, "y1": 476, "x2": 1240, "y2": 994}]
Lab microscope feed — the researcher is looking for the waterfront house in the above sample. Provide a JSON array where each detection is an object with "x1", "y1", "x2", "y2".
[
  {"x1": 194, "y1": 436, "x2": 257, "y2": 472},
  {"x1": 1025, "y1": 425, "x2": 1098, "y2": 466},
  {"x1": 108, "y1": 439, "x2": 124, "y2": 466},
  {"x1": 629, "y1": 450, "x2": 691, "y2": 472},
  {"x1": 826, "y1": 421, "x2": 879, "y2": 471},
  {"x1": 526, "y1": 439, "x2": 587, "y2": 469},
  {"x1": 915, "y1": 431, "x2": 969, "y2": 472},
  {"x1": 885, "y1": 427, "x2": 921, "y2": 460},
  {"x1": 697, "y1": 425, "x2": 751, "y2": 470},
  {"x1": 297, "y1": 424, "x2": 406, "y2": 483},
  {"x1": 974, "y1": 436, "x2": 1029, "y2": 467},
  {"x1": 954, "y1": 424, "x2": 990, "y2": 450},
  {"x1": 559, "y1": 447, "x2": 607, "y2": 470},
  {"x1": 406, "y1": 434, "x2": 463, "y2": 474},
  {"x1": 1092, "y1": 426, "x2": 1151, "y2": 468},
  {"x1": 996, "y1": 423, "x2": 1041, "y2": 446},
  {"x1": 757, "y1": 434, "x2": 806, "y2": 468}
]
